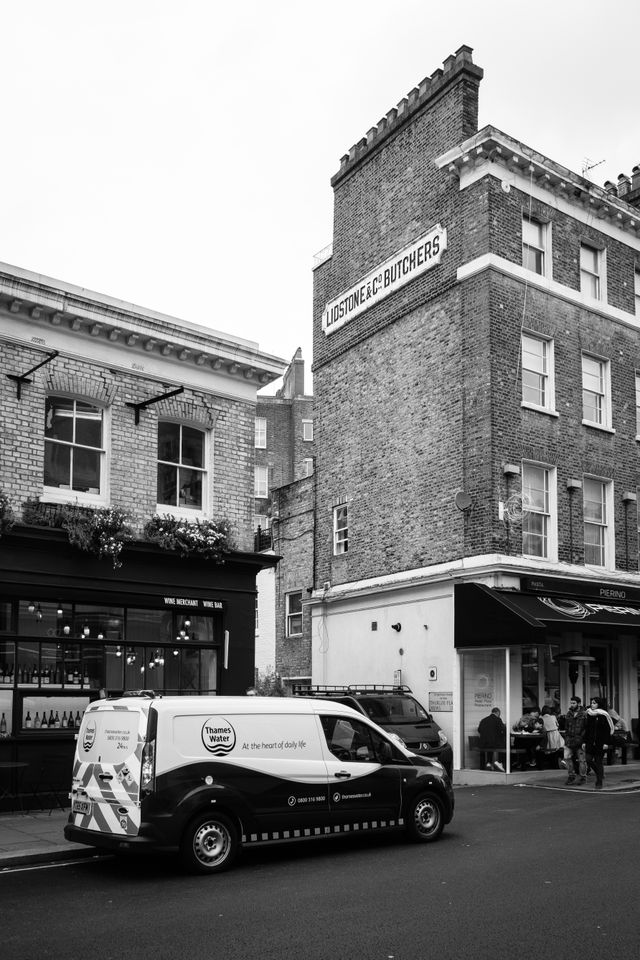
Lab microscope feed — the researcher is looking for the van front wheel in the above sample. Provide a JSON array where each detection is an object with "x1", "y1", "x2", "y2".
[
  {"x1": 405, "y1": 794, "x2": 444, "y2": 843},
  {"x1": 181, "y1": 812, "x2": 238, "y2": 874}
]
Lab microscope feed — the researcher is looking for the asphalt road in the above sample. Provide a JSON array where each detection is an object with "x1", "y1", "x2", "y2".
[{"x1": 3, "y1": 785, "x2": 639, "y2": 960}]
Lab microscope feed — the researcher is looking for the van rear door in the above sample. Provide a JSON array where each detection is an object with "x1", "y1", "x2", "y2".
[{"x1": 69, "y1": 702, "x2": 148, "y2": 837}]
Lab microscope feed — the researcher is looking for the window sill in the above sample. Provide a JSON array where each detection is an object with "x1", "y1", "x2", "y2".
[
  {"x1": 42, "y1": 489, "x2": 108, "y2": 507},
  {"x1": 155, "y1": 505, "x2": 207, "y2": 521},
  {"x1": 581, "y1": 420, "x2": 615, "y2": 434},
  {"x1": 521, "y1": 402, "x2": 559, "y2": 418}
]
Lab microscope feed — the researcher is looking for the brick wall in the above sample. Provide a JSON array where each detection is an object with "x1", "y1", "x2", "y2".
[{"x1": 272, "y1": 476, "x2": 314, "y2": 678}]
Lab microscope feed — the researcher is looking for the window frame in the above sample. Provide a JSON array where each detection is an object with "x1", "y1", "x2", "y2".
[
  {"x1": 302, "y1": 419, "x2": 314, "y2": 442},
  {"x1": 156, "y1": 421, "x2": 209, "y2": 519},
  {"x1": 581, "y1": 353, "x2": 612, "y2": 431},
  {"x1": 285, "y1": 591, "x2": 303, "y2": 638},
  {"x1": 43, "y1": 396, "x2": 110, "y2": 507},
  {"x1": 521, "y1": 462, "x2": 557, "y2": 562},
  {"x1": 583, "y1": 476, "x2": 614, "y2": 570},
  {"x1": 635, "y1": 372, "x2": 640, "y2": 440},
  {"x1": 255, "y1": 417, "x2": 267, "y2": 449},
  {"x1": 333, "y1": 504, "x2": 348, "y2": 555},
  {"x1": 254, "y1": 465, "x2": 269, "y2": 499},
  {"x1": 302, "y1": 457, "x2": 314, "y2": 477},
  {"x1": 521, "y1": 332, "x2": 556, "y2": 414},
  {"x1": 580, "y1": 242, "x2": 606, "y2": 302},
  {"x1": 522, "y1": 215, "x2": 549, "y2": 277},
  {"x1": 635, "y1": 270, "x2": 640, "y2": 316}
]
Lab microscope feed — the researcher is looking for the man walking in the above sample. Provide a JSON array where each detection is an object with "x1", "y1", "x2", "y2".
[{"x1": 563, "y1": 696, "x2": 586, "y2": 785}]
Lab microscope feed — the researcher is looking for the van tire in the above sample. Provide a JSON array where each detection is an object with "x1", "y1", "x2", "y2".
[
  {"x1": 181, "y1": 812, "x2": 238, "y2": 874},
  {"x1": 405, "y1": 793, "x2": 444, "y2": 843}
]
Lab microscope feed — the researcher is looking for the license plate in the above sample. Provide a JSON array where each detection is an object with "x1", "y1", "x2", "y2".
[{"x1": 72, "y1": 798, "x2": 92, "y2": 816}]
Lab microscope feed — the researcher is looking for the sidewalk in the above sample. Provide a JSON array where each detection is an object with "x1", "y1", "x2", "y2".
[{"x1": 2, "y1": 762, "x2": 639, "y2": 869}]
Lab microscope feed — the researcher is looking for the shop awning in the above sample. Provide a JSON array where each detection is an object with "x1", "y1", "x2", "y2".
[{"x1": 455, "y1": 583, "x2": 640, "y2": 647}]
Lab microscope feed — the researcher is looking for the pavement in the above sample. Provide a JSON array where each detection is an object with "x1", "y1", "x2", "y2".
[{"x1": 1, "y1": 761, "x2": 639, "y2": 870}]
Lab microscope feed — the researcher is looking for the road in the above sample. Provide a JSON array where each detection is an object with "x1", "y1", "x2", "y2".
[{"x1": 2, "y1": 785, "x2": 638, "y2": 960}]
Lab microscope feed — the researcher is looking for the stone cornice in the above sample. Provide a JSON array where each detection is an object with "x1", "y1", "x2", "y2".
[
  {"x1": 436, "y1": 126, "x2": 640, "y2": 237},
  {"x1": 0, "y1": 261, "x2": 285, "y2": 387}
]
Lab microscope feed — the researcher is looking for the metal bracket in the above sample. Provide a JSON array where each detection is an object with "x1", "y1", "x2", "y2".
[
  {"x1": 126, "y1": 386, "x2": 185, "y2": 424},
  {"x1": 6, "y1": 350, "x2": 59, "y2": 399}
]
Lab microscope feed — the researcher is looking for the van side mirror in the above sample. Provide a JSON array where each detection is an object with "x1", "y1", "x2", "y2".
[{"x1": 379, "y1": 741, "x2": 393, "y2": 764}]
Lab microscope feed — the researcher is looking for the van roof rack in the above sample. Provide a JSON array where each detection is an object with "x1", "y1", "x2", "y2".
[
  {"x1": 292, "y1": 683, "x2": 413, "y2": 696},
  {"x1": 121, "y1": 689, "x2": 157, "y2": 698}
]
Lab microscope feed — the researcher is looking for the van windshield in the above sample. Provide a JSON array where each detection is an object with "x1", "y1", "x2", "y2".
[{"x1": 359, "y1": 696, "x2": 430, "y2": 724}]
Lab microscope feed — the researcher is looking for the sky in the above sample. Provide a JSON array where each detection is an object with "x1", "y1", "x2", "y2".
[{"x1": 2, "y1": 1, "x2": 638, "y2": 394}]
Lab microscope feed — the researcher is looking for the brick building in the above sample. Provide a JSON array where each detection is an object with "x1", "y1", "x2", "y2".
[
  {"x1": 253, "y1": 350, "x2": 315, "y2": 685},
  {"x1": 0, "y1": 261, "x2": 284, "y2": 804},
  {"x1": 310, "y1": 46, "x2": 640, "y2": 772}
]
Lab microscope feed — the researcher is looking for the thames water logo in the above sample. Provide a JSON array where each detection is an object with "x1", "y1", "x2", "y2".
[
  {"x1": 201, "y1": 717, "x2": 236, "y2": 755},
  {"x1": 82, "y1": 719, "x2": 96, "y2": 752}
]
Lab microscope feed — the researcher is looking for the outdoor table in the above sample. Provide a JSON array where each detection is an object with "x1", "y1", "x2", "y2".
[
  {"x1": 510, "y1": 732, "x2": 545, "y2": 769},
  {"x1": 0, "y1": 761, "x2": 29, "y2": 813}
]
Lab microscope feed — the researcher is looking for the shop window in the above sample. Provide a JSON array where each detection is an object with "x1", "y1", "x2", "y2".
[
  {"x1": 460, "y1": 649, "x2": 507, "y2": 769},
  {"x1": 157, "y1": 421, "x2": 207, "y2": 514},
  {"x1": 286, "y1": 592, "x2": 303, "y2": 637},
  {"x1": 522, "y1": 462, "x2": 556, "y2": 561},
  {"x1": 0, "y1": 601, "x2": 12, "y2": 633},
  {"x1": 522, "y1": 215, "x2": 549, "y2": 276},
  {"x1": 583, "y1": 477, "x2": 613, "y2": 568},
  {"x1": 44, "y1": 397, "x2": 107, "y2": 505},
  {"x1": 521, "y1": 333, "x2": 554, "y2": 411},
  {"x1": 126, "y1": 608, "x2": 172, "y2": 646},
  {"x1": 0, "y1": 639, "x2": 15, "y2": 684},
  {"x1": 581, "y1": 354, "x2": 611, "y2": 429},
  {"x1": 333, "y1": 504, "x2": 348, "y2": 555}
]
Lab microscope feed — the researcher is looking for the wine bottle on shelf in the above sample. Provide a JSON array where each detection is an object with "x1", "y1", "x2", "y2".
[
  {"x1": 83, "y1": 668, "x2": 89, "y2": 686},
  {"x1": 67, "y1": 666, "x2": 74, "y2": 684},
  {"x1": 0, "y1": 712, "x2": 7, "y2": 735},
  {"x1": 67, "y1": 712, "x2": 74, "y2": 728},
  {"x1": 54, "y1": 711, "x2": 61, "y2": 728},
  {"x1": 40, "y1": 712, "x2": 48, "y2": 729},
  {"x1": 73, "y1": 669, "x2": 80, "y2": 685},
  {"x1": 48, "y1": 710, "x2": 55, "y2": 727},
  {"x1": 74, "y1": 711, "x2": 81, "y2": 728},
  {"x1": 43, "y1": 666, "x2": 50, "y2": 684},
  {"x1": 34, "y1": 712, "x2": 42, "y2": 729},
  {"x1": 32, "y1": 664, "x2": 39, "y2": 685},
  {"x1": 25, "y1": 711, "x2": 33, "y2": 729},
  {"x1": 61, "y1": 711, "x2": 68, "y2": 727}
]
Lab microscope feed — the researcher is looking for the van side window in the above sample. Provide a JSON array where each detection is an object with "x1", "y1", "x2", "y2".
[{"x1": 320, "y1": 715, "x2": 388, "y2": 763}]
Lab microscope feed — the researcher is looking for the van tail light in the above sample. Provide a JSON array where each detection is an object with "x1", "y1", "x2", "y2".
[{"x1": 141, "y1": 740, "x2": 156, "y2": 792}]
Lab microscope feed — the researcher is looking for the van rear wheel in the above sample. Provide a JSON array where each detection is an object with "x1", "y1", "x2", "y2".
[
  {"x1": 405, "y1": 793, "x2": 444, "y2": 843},
  {"x1": 181, "y1": 812, "x2": 237, "y2": 874}
]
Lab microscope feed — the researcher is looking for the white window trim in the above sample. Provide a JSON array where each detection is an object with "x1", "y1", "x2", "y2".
[
  {"x1": 521, "y1": 332, "x2": 557, "y2": 415},
  {"x1": 580, "y1": 242, "x2": 607, "y2": 304},
  {"x1": 522, "y1": 215, "x2": 551, "y2": 279},
  {"x1": 635, "y1": 270, "x2": 640, "y2": 317},
  {"x1": 255, "y1": 417, "x2": 267, "y2": 449},
  {"x1": 583, "y1": 476, "x2": 615, "y2": 571},
  {"x1": 43, "y1": 399, "x2": 111, "y2": 508},
  {"x1": 581, "y1": 352, "x2": 613, "y2": 433},
  {"x1": 521, "y1": 461, "x2": 558, "y2": 563},
  {"x1": 285, "y1": 591, "x2": 303, "y2": 638},
  {"x1": 255, "y1": 465, "x2": 269, "y2": 500},
  {"x1": 302, "y1": 458, "x2": 314, "y2": 477},
  {"x1": 155, "y1": 422, "x2": 210, "y2": 520},
  {"x1": 333, "y1": 503, "x2": 348, "y2": 555},
  {"x1": 302, "y1": 419, "x2": 314, "y2": 442},
  {"x1": 635, "y1": 371, "x2": 640, "y2": 442}
]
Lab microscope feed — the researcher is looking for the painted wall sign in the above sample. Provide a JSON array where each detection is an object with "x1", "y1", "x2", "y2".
[
  {"x1": 322, "y1": 224, "x2": 447, "y2": 335},
  {"x1": 163, "y1": 597, "x2": 224, "y2": 610},
  {"x1": 428, "y1": 691, "x2": 453, "y2": 712}
]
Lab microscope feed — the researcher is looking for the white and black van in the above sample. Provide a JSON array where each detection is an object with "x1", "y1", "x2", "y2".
[{"x1": 65, "y1": 694, "x2": 454, "y2": 873}]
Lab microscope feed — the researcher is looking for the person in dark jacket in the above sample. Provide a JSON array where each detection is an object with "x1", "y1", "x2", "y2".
[
  {"x1": 563, "y1": 696, "x2": 586, "y2": 785},
  {"x1": 478, "y1": 707, "x2": 507, "y2": 772},
  {"x1": 583, "y1": 696, "x2": 615, "y2": 790}
]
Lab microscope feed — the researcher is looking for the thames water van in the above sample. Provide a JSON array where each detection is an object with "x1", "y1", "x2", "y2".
[{"x1": 65, "y1": 694, "x2": 454, "y2": 873}]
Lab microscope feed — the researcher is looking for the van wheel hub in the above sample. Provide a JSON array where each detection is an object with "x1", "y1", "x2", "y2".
[{"x1": 193, "y1": 820, "x2": 230, "y2": 866}]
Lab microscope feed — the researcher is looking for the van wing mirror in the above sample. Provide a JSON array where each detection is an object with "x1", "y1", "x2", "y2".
[{"x1": 379, "y1": 741, "x2": 393, "y2": 764}]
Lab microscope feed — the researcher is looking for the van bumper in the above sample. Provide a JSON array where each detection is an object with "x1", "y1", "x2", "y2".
[{"x1": 64, "y1": 823, "x2": 171, "y2": 853}]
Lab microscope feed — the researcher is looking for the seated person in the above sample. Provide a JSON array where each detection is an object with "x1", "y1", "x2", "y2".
[
  {"x1": 478, "y1": 707, "x2": 506, "y2": 772},
  {"x1": 512, "y1": 708, "x2": 543, "y2": 768}
]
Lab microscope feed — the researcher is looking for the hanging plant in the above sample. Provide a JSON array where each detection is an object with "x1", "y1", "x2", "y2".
[
  {"x1": 0, "y1": 491, "x2": 16, "y2": 538},
  {"x1": 61, "y1": 504, "x2": 133, "y2": 570},
  {"x1": 143, "y1": 515, "x2": 233, "y2": 562}
]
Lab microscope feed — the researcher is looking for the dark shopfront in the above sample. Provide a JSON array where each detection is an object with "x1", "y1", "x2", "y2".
[
  {"x1": 455, "y1": 578, "x2": 640, "y2": 772},
  {"x1": 0, "y1": 525, "x2": 277, "y2": 810}
]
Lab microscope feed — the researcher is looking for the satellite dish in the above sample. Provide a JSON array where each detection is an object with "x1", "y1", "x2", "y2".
[{"x1": 455, "y1": 491, "x2": 472, "y2": 512}]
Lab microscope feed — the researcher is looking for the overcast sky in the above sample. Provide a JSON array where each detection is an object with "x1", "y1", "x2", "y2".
[{"x1": 2, "y1": 1, "x2": 638, "y2": 393}]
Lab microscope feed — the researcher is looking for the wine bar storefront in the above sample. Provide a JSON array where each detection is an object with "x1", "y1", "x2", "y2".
[{"x1": 0, "y1": 525, "x2": 277, "y2": 811}]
